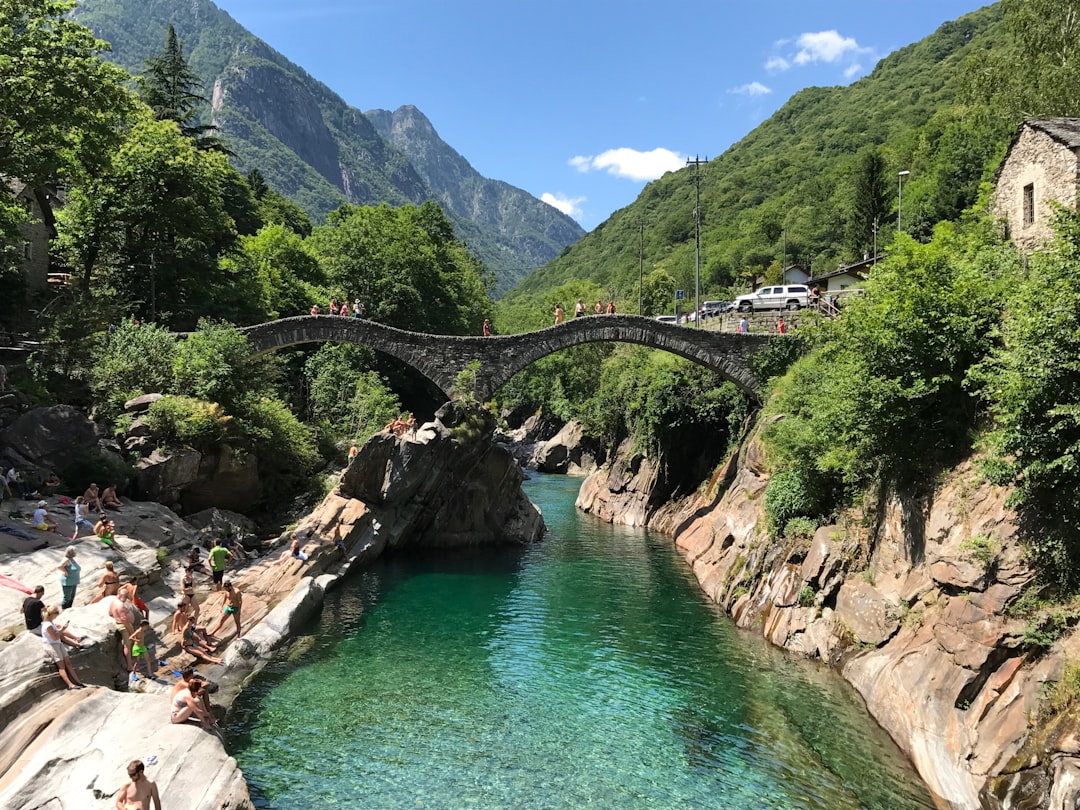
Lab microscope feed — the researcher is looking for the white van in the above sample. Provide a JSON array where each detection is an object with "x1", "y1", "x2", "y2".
[{"x1": 733, "y1": 285, "x2": 809, "y2": 312}]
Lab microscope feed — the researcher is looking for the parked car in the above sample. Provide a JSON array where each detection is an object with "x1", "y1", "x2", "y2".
[
  {"x1": 700, "y1": 300, "x2": 730, "y2": 318},
  {"x1": 732, "y1": 285, "x2": 809, "y2": 312},
  {"x1": 654, "y1": 315, "x2": 679, "y2": 324}
]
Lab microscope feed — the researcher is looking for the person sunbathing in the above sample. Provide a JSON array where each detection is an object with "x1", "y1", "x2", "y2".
[
  {"x1": 83, "y1": 483, "x2": 102, "y2": 512},
  {"x1": 100, "y1": 484, "x2": 123, "y2": 511}
]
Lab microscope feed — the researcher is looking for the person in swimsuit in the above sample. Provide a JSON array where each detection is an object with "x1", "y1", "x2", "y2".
[
  {"x1": 129, "y1": 619, "x2": 155, "y2": 681},
  {"x1": 170, "y1": 667, "x2": 217, "y2": 724},
  {"x1": 101, "y1": 484, "x2": 123, "y2": 510},
  {"x1": 181, "y1": 616, "x2": 223, "y2": 665},
  {"x1": 108, "y1": 590, "x2": 136, "y2": 673},
  {"x1": 170, "y1": 679, "x2": 214, "y2": 728},
  {"x1": 207, "y1": 580, "x2": 243, "y2": 639},
  {"x1": 114, "y1": 758, "x2": 161, "y2": 810},
  {"x1": 180, "y1": 569, "x2": 200, "y2": 623},
  {"x1": 90, "y1": 560, "x2": 121, "y2": 604},
  {"x1": 94, "y1": 514, "x2": 124, "y2": 554},
  {"x1": 333, "y1": 523, "x2": 347, "y2": 559}
]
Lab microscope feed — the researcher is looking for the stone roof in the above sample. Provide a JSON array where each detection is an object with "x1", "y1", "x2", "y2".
[{"x1": 1027, "y1": 118, "x2": 1080, "y2": 149}]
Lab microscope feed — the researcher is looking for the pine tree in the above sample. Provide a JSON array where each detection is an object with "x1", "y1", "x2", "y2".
[
  {"x1": 139, "y1": 24, "x2": 227, "y2": 152},
  {"x1": 846, "y1": 147, "x2": 890, "y2": 259}
]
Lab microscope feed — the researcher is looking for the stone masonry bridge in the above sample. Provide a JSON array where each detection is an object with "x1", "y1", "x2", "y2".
[{"x1": 238, "y1": 315, "x2": 770, "y2": 401}]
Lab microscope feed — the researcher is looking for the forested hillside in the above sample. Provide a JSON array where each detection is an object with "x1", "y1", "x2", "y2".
[
  {"x1": 499, "y1": 4, "x2": 1006, "y2": 321},
  {"x1": 71, "y1": 0, "x2": 584, "y2": 292}
]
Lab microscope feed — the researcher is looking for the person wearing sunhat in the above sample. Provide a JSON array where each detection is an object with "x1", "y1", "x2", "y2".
[{"x1": 32, "y1": 500, "x2": 58, "y2": 533}]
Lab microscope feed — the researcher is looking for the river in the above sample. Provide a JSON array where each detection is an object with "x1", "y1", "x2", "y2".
[{"x1": 226, "y1": 473, "x2": 936, "y2": 809}]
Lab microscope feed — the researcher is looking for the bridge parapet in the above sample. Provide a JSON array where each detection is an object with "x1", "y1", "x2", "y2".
[{"x1": 238, "y1": 315, "x2": 769, "y2": 401}]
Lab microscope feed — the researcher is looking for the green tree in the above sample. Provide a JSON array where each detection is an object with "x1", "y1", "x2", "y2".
[
  {"x1": 0, "y1": 0, "x2": 133, "y2": 300},
  {"x1": 139, "y1": 23, "x2": 225, "y2": 152},
  {"x1": 88, "y1": 320, "x2": 178, "y2": 416},
  {"x1": 845, "y1": 147, "x2": 890, "y2": 258},
  {"x1": 309, "y1": 201, "x2": 492, "y2": 334},
  {"x1": 172, "y1": 320, "x2": 255, "y2": 411},
  {"x1": 972, "y1": 207, "x2": 1080, "y2": 587},
  {"x1": 57, "y1": 112, "x2": 239, "y2": 326},
  {"x1": 248, "y1": 169, "x2": 312, "y2": 237},
  {"x1": 221, "y1": 224, "x2": 325, "y2": 321},
  {"x1": 641, "y1": 268, "x2": 677, "y2": 316}
]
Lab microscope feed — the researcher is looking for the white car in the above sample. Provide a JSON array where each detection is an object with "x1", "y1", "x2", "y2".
[
  {"x1": 733, "y1": 285, "x2": 810, "y2": 312},
  {"x1": 654, "y1": 315, "x2": 678, "y2": 324}
]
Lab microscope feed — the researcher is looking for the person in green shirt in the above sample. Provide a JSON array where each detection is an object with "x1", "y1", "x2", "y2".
[{"x1": 207, "y1": 538, "x2": 233, "y2": 591}]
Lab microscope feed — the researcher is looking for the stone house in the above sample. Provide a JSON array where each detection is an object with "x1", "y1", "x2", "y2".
[
  {"x1": 992, "y1": 118, "x2": 1080, "y2": 252},
  {"x1": 7, "y1": 181, "x2": 51, "y2": 290}
]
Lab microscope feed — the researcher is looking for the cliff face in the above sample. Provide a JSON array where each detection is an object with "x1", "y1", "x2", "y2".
[
  {"x1": 578, "y1": 429, "x2": 1080, "y2": 809},
  {"x1": 73, "y1": 0, "x2": 585, "y2": 292},
  {"x1": 367, "y1": 105, "x2": 586, "y2": 292}
]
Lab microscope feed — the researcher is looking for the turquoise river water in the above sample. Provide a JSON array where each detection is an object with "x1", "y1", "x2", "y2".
[{"x1": 227, "y1": 473, "x2": 937, "y2": 809}]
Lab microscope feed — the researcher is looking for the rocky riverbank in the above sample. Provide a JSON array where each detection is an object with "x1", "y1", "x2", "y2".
[
  {"x1": 577, "y1": 422, "x2": 1080, "y2": 809},
  {"x1": 0, "y1": 402, "x2": 543, "y2": 809}
]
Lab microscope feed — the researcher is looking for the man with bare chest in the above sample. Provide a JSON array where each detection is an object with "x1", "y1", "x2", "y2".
[{"x1": 115, "y1": 759, "x2": 160, "y2": 810}]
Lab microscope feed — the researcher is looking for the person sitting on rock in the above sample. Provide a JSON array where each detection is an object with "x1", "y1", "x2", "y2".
[
  {"x1": 94, "y1": 513, "x2": 124, "y2": 554},
  {"x1": 170, "y1": 678, "x2": 215, "y2": 728},
  {"x1": 170, "y1": 666, "x2": 217, "y2": 726},
  {"x1": 181, "y1": 615, "x2": 222, "y2": 665},
  {"x1": 83, "y1": 483, "x2": 102, "y2": 512},
  {"x1": 170, "y1": 600, "x2": 190, "y2": 637},
  {"x1": 90, "y1": 560, "x2": 121, "y2": 604},
  {"x1": 274, "y1": 532, "x2": 310, "y2": 565},
  {"x1": 38, "y1": 472, "x2": 60, "y2": 496},
  {"x1": 100, "y1": 484, "x2": 123, "y2": 511},
  {"x1": 32, "y1": 500, "x2": 59, "y2": 533}
]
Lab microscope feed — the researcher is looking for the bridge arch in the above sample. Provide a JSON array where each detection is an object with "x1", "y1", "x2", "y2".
[{"x1": 239, "y1": 315, "x2": 768, "y2": 402}]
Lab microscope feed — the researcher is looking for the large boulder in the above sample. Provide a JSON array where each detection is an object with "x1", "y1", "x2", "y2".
[
  {"x1": 337, "y1": 401, "x2": 544, "y2": 549},
  {"x1": 533, "y1": 420, "x2": 602, "y2": 475},
  {"x1": 134, "y1": 449, "x2": 202, "y2": 512},
  {"x1": 0, "y1": 405, "x2": 99, "y2": 476}
]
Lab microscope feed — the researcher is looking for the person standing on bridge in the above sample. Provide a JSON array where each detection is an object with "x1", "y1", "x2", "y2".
[
  {"x1": 574, "y1": 299, "x2": 585, "y2": 317},
  {"x1": 554, "y1": 304, "x2": 564, "y2": 325},
  {"x1": 483, "y1": 319, "x2": 492, "y2": 336},
  {"x1": 606, "y1": 300, "x2": 616, "y2": 315},
  {"x1": 339, "y1": 301, "x2": 350, "y2": 318},
  {"x1": 353, "y1": 299, "x2": 363, "y2": 318},
  {"x1": 594, "y1": 299, "x2": 603, "y2": 314},
  {"x1": 329, "y1": 299, "x2": 339, "y2": 315},
  {"x1": 309, "y1": 304, "x2": 320, "y2": 316}
]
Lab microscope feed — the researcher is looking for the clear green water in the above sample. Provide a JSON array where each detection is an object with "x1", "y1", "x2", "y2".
[{"x1": 227, "y1": 474, "x2": 935, "y2": 809}]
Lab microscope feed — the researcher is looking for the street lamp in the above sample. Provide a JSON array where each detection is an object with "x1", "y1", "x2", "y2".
[{"x1": 897, "y1": 170, "x2": 910, "y2": 232}]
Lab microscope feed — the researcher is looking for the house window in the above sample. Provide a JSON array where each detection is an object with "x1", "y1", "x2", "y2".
[{"x1": 1023, "y1": 183, "x2": 1035, "y2": 227}]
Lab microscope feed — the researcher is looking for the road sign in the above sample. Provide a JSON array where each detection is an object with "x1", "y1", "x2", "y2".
[{"x1": 675, "y1": 290, "x2": 684, "y2": 300}]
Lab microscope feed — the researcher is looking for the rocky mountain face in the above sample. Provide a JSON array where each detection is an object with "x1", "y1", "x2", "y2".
[
  {"x1": 367, "y1": 105, "x2": 586, "y2": 291},
  {"x1": 72, "y1": 0, "x2": 584, "y2": 294},
  {"x1": 578, "y1": 428, "x2": 1080, "y2": 809}
]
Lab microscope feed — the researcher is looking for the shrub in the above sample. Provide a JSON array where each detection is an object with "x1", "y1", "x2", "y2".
[
  {"x1": 59, "y1": 448, "x2": 134, "y2": 495},
  {"x1": 784, "y1": 516, "x2": 819, "y2": 540},
  {"x1": 764, "y1": 468, "x2": 822, "y2": 536},
  {"x1": 89, "y1": 320, "x2": 177, "y2": 417},
  {"x1": 144, "y1": 395, "x2": 231, "y2": 452}
]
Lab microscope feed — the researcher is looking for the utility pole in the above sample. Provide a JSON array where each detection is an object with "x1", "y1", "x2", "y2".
[
  {"x1": 686, "y1": 155, "x2": 707, "y2": 327},
  {"x1": 639, "y1": 220, "x2": 644, "y2": 315}
]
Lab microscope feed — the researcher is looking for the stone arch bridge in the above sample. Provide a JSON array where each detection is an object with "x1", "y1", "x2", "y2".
[{"x1": 238, "y1": 315, "x2": 770, "y2": 401}]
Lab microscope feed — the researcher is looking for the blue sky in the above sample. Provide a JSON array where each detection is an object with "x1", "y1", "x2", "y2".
[{"x1": 213, "y1": 0, "x2": 991, "y2": 231}]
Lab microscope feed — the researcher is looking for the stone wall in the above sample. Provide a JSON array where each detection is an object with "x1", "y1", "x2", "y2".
[{"x1": 992, "y1": 124, "x2": 1080, "y2": 252}]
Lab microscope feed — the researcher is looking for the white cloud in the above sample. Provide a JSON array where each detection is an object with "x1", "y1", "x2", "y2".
[
  {"x1": 765, "y1": 56, "x2": 790, "y2": 73},
  {"x1": 569, "y1": 148, "x2": 685, "y2": 182},
  {"x1": 731, "y1": 81, "x2": 772, "y2": 97},
  {"x1": 843, "y1": 63, "x2": 863, "y2": 79},
  {"x1": 793, "y1": 30, "x2": 860, "y2": 65},
  {"x1": 541, "y1": 192, "x2": 586, "y2": 220}
]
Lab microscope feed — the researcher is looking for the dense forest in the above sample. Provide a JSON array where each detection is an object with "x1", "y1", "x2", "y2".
[{"x1": 7, "y1": 0, "x2": 1080, "y2": 605}]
